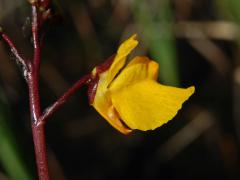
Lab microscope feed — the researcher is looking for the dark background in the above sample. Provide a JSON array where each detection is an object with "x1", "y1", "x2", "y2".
[{"x1": 0, "y1": 0, "x2": 240, "y2": 179}]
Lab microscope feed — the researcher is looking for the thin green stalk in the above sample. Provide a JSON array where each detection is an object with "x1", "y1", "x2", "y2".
[{"x1": 132, "y1": 0, "x2": 179, "y2": 86}]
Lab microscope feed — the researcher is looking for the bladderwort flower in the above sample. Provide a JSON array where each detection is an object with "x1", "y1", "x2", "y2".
[{"x1": 88, "y1": 34, "x2": 195, "y2": 134}]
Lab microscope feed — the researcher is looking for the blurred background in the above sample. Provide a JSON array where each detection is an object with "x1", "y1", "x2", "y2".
[{"x1": 0, "y1": 0, "x2": 240, "y2": 179}]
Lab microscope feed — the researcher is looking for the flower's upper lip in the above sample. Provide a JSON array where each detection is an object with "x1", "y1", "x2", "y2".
[{"x1": 89, "y1": 35, "x2": 138, "y2": 134}]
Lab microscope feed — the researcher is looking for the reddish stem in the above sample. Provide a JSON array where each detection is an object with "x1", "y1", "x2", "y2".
[
  {"x1": 0, "y1": 32, "x2": 28, "y2": 71},
  {"x1": 40, "y1": 74, "x2": 91, "y2": 124},
  {"x1": 32, "y1": 124, "x2": 49, "y2": 179},
  {"x1": 29, "y1": 70, "x2": 50, "y2": 180},
  {"x1": 32, "y1": 5, "x2": 41, "y2": 74},
  {"x1": 2, "y1": 1, "x2": 92, "y2": 179},
  {"x1": 29, "y1": 4, "x2": 91, "y2": 177},
  {"x1": 30, "y1": 3, "x2": 50, "y2": 180},
  {"x1": 0, "y1": 25, "x2": 49, "y2": 179}
]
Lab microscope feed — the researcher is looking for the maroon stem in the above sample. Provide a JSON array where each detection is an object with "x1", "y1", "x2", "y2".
[
  {"x1": 40, "y1": 74, "x2": 91, "y2": 124},
  {"x1": 29, "y1": 75, "x2": 50, "y2": 180},
  {"x1": 30, "y1": 3, "x2": 50, "y2": 180},
  {"x1": 32, "y1": 5, "x2": 41, "y2": 74},
  {"x1": 29, "y1": 3, "x2": 91, "y2": 177},
  {"x1": 2, "y1": 1, "x2": 93, "y2": 179},
  {"x1": 0, "y1": 32, "x2": 28, "y2": 70},
  {"x1": 32, "y1": 124, "x2": 49, "y2": 179}
]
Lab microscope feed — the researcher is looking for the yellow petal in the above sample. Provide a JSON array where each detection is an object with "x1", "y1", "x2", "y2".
[
  {"x1": 111, "y1": 79, "x2": 195, "y2": 131},
  {"x1": 91, "y1": 35, "x2": 138, "y2": 134},
  {"x1": 109, "y1": 56, "x2": 159, "y2": 92},
  {"x1": 127, "y1": 56, "x2": 159, "y2": 80},
  {"x1": 91, "y1": 71, "x2": 132, "y2": 134},
  {"x1": 105, "y1": 34, "x2": 138, "y2": 87}
]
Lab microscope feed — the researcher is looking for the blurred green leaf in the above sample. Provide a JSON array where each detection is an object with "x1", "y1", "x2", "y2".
[
  {"x1": 216, "y1": 0, "x2": 240, "y2": 22},
  {"x1": 216, "y1": 0, "x2": 240, "y2": 50},
  {"x1": 0, "y1": 90, "x2": 32, "y2": 180},
  {"x1": 132, "y1": 0, "x2": 179, "y2": 86}
]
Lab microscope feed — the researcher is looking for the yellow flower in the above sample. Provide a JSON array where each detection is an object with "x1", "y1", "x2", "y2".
[{"x1": 90, "y1": 34, "x2": 195, "y2": 134}]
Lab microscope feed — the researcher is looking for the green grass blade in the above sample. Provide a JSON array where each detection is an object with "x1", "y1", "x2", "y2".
[
  {"x1": 0, "y1": 91, "x2": 32, "y2": 180},
  {"x1": 132, "y1": 0, "x2": 179, "y2": 86}
]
